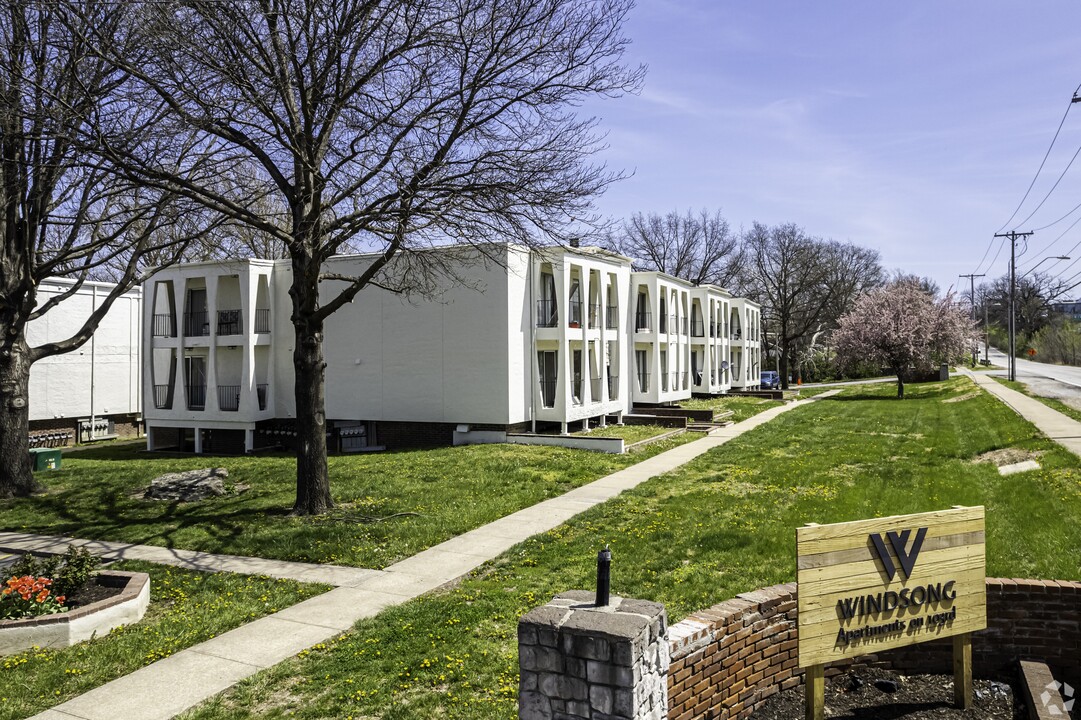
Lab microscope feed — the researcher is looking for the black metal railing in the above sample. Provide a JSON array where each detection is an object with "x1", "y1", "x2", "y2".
[
  {"x1": 606, "y1": 305, "x2": 618, "y2": 329},
  {"x1": 217, "y1": 385, "x2": 240, "y2": 411},
  {"x1": 186, "y1": 384, "x2": 206, "y2": 410},
  {"x1": 637, "y1": 373, "x2": 649, "y2": 393},
  {"x1": 659, "y1": 313, "x2": 667, "y2": 334},
  {"x1": 184, "y1": 311, "x2": 210, "y2": 336},
  {"x1": 539, "y1": 379, "x2": 557, "y2": 408},
  {"x1": 635, "y1": 311, "x2": 651, "y2": 331},
  {"x1": 255, "y1": 309, "x2": 271, "y2": 334},
  {"x1": 153, "y1": 384, "x2": 172, "y2": 409},
  {"x1": 257, "y1": 384, "x2": 268, "y2": 411},
  {"x1": 588, "y1": 303, "x2": 601, "y2": 328},
  {"x1": 217, "y1": 309, "x2": 242, "y2": 335},
  {"x1": 152, "y1": 314, "x2": 176, "y2": 338},
  {"x1": 567, "y1": 301, "x2": 583, "y2": 327},
  {"x1": 536, "y1": 299, "x2": 558, "y2": 328},
  {"x1": 607, "y1": 375, "x2": 619, "y2": 398},
  {"x1": 691, "y1": 319, "x2": 704, "y2": 337}
]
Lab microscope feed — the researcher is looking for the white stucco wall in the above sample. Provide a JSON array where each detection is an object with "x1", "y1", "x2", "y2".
[
  {"x1": 321, "y1": 248, "x2": 517, "y2": 425},
  {"x1": 26, "y1": 279, "x2": 142, "y2": 422}
]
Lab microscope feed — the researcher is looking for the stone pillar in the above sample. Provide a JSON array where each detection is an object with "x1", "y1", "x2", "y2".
[{"x1": 518, "y1": 590, "x2": 668, "y2": 720}]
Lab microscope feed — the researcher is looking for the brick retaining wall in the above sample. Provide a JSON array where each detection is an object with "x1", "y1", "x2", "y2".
[{"x1": 666, "y1": 578, "x2": 1081, "y2": 720}]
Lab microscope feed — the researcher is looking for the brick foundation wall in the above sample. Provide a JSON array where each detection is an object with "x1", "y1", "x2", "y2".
[{"x1": 666, "y1": 578, "x2": 1081, "y2": 720}]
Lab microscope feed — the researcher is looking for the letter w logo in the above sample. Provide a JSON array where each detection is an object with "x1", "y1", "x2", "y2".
[{"x1": 869, "y1": 527, "x2": 928, "y2": 581}]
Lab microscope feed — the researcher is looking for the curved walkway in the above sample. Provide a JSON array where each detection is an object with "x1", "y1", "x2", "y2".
[{"x1": 22, "y1": 392, "x2": 837, "y2": 720}]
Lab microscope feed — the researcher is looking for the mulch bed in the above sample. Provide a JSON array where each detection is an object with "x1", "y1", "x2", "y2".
[
  {"x1": 64, "y1": 576, "x2": 125, "y2": 609},
  {"x1": 749, "y1": 668, "x2": 1025, "y2": 719}
]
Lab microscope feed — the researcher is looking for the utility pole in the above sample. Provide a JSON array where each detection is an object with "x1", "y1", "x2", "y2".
[
  {"x1": 959, "y1": 273, "x2": 985, "y2": 366},
  {"x1": 994, "y1": 231, "x2": 1034, "y2": 382}
]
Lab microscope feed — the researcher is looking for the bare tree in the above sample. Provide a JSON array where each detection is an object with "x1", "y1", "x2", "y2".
[
  {"x1": 610, "y1": 209, "x2": 744, "y2": 287},
  {"x1": 739, "y1": 223, "x2": 882, "y2": 389},
  {"x1": 80, "y1": 0, "x2": 643, "y2": 515},
  {"x1": 0, "y1": 1, "x2": 207, "y2": 498}
]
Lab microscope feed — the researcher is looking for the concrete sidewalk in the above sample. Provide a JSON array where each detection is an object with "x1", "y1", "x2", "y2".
[
  {"x1": 25, "y1": 392, "x2": 837, "y2": 720},
  {"x1": 963, "y1": 370, "x2": 1081, "y2": 459}
]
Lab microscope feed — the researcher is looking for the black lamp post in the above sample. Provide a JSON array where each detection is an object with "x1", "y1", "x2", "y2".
[{"x1": 596, "y1": 545, "x2": 611, "y2": 607}]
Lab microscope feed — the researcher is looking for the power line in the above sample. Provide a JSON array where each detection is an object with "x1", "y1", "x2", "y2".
[
  {"x1": 1012, "y1": 141, "x2": 1081, "y2": 230},
  {"x1": 994, "y1": 88, "x2": 1078, "y2": 235}
]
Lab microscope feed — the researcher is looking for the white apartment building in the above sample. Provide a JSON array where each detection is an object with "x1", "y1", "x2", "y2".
[
  {"x1": 142, "y1": 244, "x2": 760, "y2": 454},
  {"x1": 728, "y1": 297, "x2": 762, "y2": 389},
  {"x1": 689, "y1": 285, "x2": 733, "y2": 396},
  {"x1": 26, "y1": 279, "x2": 143, "y2": 445}
]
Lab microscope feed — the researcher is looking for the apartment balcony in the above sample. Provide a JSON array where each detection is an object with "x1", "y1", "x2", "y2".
[
  {"x1": 536, "y1": 300, "x2": 558, "y2": 328},
  {"x1": 690, "y1": 320, "x2": 704, "y2": 337},
  {"x1": 605, "y1": 305, "x2": 618, "y2": 329},
  {"x1": 587, "y1": 303, "x2": 601, "y2": 329},
  {"x1": 567, "y1": 301, "x2": 583, "y2": 328},
  {"x1": 635, "y1": 311, "x2": 651, "y2": 332},
  {"x1": 255, "y1": 309, "x2": 271, "y2": 334},
  {"x1": 607, "y1": 375, "x2": 619, "y2": 399},
  {"x1": 217, "y1": 385, "x2": 241, "y2": 412},
  {"x1": 217, "y1": 309, "x2": 242, "y2": 336},
  {"x1": 184, "y1": 312, "x2": 210, "y2": 337},
  {"x1": 539, "y1": 378, "x2": 557, "y2": 408},
  {"x1": 186, "y1": 384, "x2": 206, "y2": 411},
  {"x1": 153, "y1": 384, "x2": 172, "y2": 410},
  {"x1": 152, "y1": 314, "x2": 176, "y2": 338}
]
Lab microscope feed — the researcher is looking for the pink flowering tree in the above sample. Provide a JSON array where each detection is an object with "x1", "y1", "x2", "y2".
[{"x1": 833, "y1": 280, "x2": 974, "y2": 398}]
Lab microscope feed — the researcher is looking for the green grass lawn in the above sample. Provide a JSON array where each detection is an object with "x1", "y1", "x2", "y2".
[
  {"x1": 179, "y1": 377, "x2": 1081, "y2": 720},
  {"x1": 678, "y1": 394, "x2": 785, "y2": 422},
  {"x1": 0, "y1": 561, "x2": 327, "y2": 720},
  {"x1": 575, "y1": 424, "x2": 683, "y2": 444},
  {"x1": 0, "y1": 440, "x2": 692, "y2": 569}
]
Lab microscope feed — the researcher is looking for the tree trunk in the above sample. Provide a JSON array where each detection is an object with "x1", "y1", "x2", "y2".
[
  {"x1": 778, "y1": 347, "x2": 790, "y2": 390},
  {"x1": 289, "y1": 259, "x2": 333, "y2": 516},
  {"x1": 895, "y1": 367, "x2": 905, "y2": 399},
  {"x1": 0, "y1": 335, "x2": 41, "y2": 498}
]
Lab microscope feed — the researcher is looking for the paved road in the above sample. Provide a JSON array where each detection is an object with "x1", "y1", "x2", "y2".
[{"x1": 982, "y1": 346, "x2": 1081, "y2": 410}]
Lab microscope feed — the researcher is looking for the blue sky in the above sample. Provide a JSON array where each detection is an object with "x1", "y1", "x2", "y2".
[{"x1": 585, "y1": 1, "x2": 1081, "y2": 296}]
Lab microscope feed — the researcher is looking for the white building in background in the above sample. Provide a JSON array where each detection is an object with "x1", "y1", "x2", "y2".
[
  {"x1": 728, "y1": 297, "x2": 762, "y2": 389},
  {"x1": 26, "y1": 279, "x2": 143, "y2": 445},
  {"x1": 141, "y1": 244, "x2": 761, "y2": 454}
]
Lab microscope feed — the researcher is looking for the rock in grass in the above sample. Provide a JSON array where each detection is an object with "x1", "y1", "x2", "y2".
[{"x1": 144, "y1": 468, "x2": 231, "y2": 502}]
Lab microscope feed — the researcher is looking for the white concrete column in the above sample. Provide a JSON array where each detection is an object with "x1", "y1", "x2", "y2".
[
  {"x1": 240, "y1": 269, "x2": 257, "y2": 415},
  {"x1": 194, "y1": 427, "x2": 203, "y2": 454},
  {"x1": 205, "y1": 275, "x2": 219, "y2": 412}
]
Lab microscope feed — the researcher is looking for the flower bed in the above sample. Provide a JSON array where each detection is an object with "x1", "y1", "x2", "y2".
[{"x1": 0, "y1": 570, "x2": 149, "y2": 656}]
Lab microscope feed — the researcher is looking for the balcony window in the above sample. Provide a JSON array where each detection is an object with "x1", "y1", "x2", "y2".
[
  {"x1": 637, "y1": 372, "x2": 649, "y2": 393},
  {"x1": 217, "y1": 309, "x2": 242, "y2": 335},
  {"x1": 635, "y1": 311, "x2": 651, "y2": 331},
  {"x1": 153, "y1": 384, "x2": 172, "y2": 410},
  {"x1": 607, "y1": 375, "x2": 619, "y2": 399},
  {"x1": 152, "y1": 314, "x2": 176, "y2": 338},
  {"x1": 186, "y1": 384, "x2": 206, "y2": 411},
  {"x1": 184, "y1": 311, "x2": 210, "y2": 337},
  {"x1": 257, "y1": 384, "x2": 268, "y2": 411},
  {"x1": 691, "y1": 319, "x2": 704, "y2": 337},
  {"x1": 255, "y1": 309, "x2": 271, "y2": 334},
  {"x1": 184, "y1": 356, "x2": 206, "y2": 410},
  {"x1": 588, "y1": 303, "x2": 601, "y2": 328},
  {"x1": 538, "y1": 350, "x2": 557, "y2": 408},
  {"x1": 606, "y1": 305, "x2": 618, "y2": 329},
  {"x1": 217, "y1": 385, "x2": 241, "y2": 412},
  {"x1": 536, "y1": 299, "x2": 558, "y2": 328}
]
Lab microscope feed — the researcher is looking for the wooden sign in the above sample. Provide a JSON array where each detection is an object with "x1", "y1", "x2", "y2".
[{"x1": 797, "y1": 506, "x2": 986, "y2": 669}]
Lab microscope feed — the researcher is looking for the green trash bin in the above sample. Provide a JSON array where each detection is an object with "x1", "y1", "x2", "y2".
[{"x1": 29, "y1": 448, "x2": 62, "y2": 471}]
